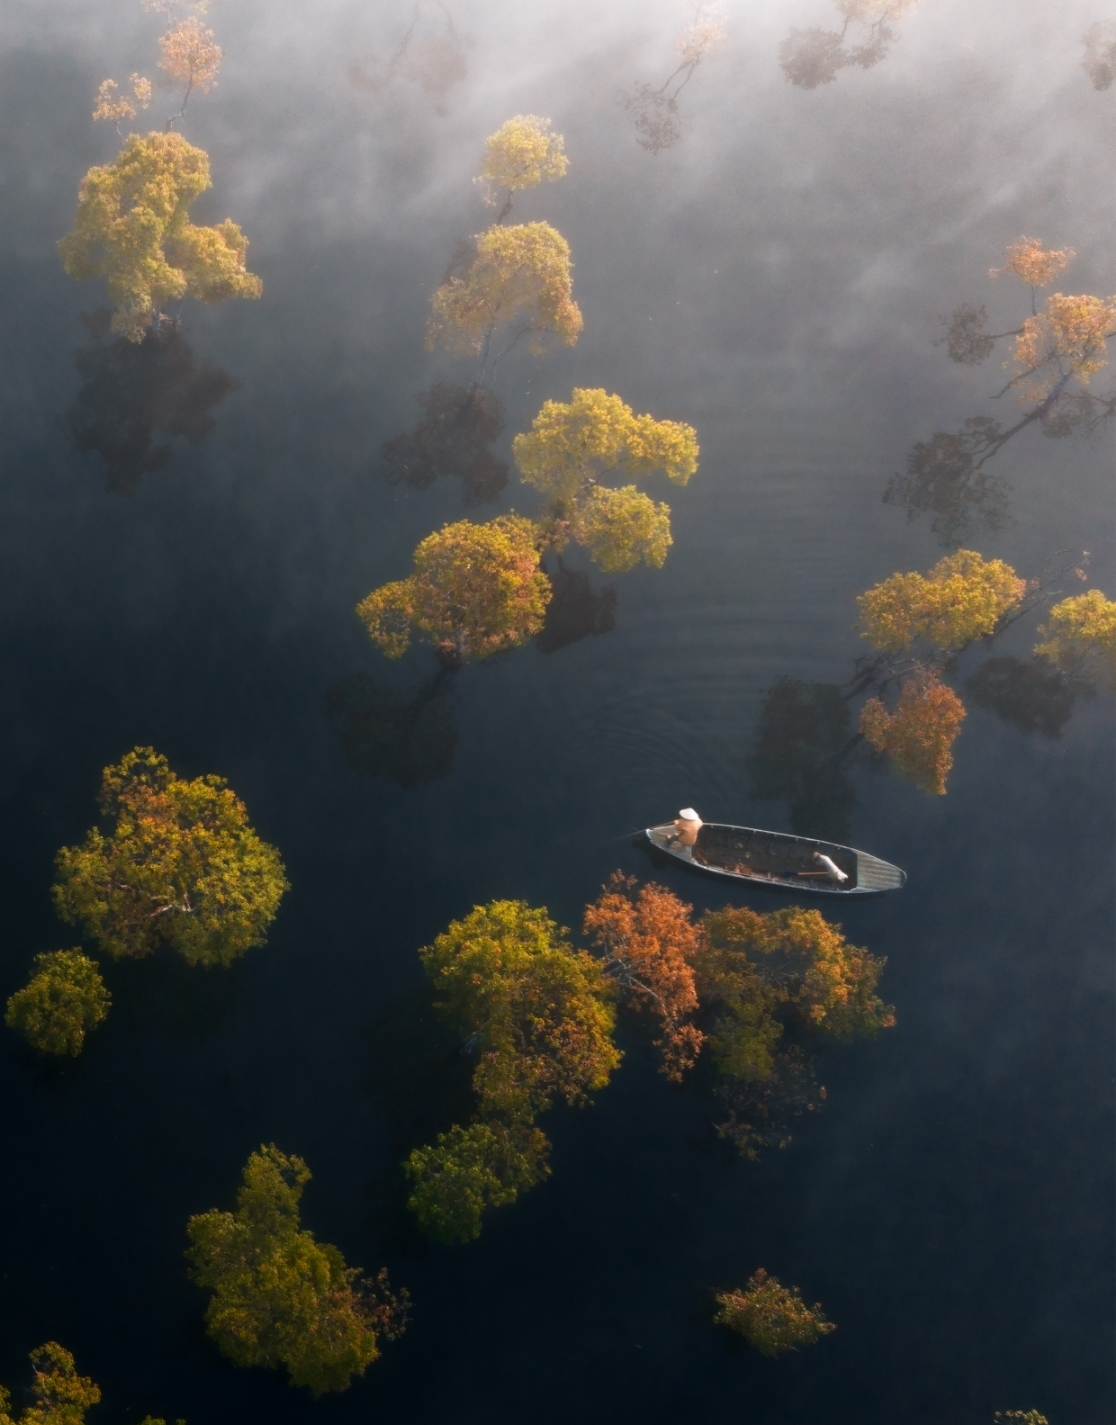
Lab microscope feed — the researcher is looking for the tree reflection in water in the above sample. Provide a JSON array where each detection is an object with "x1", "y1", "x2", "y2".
[
  {"x1": 966, "y1": 656, "x2": 1083, "y2": 739},
  {"x1": 382, "y1": 382, "x2": 508, "y2": 505},
  {"x1": 534, "y1": 557, "x2": 616, "y2": 654},
  {"x1": 64, "y1": 309, "x2": 240, "y2": 495},
  {"x1": 347, "y1": 0, "x2": 470, "y2": 114},
  {"x1": 326, "y1": 668, "x2": 458, "y2": 787},
  {"x1": 746, "y1": 677, "x2": 860, "y2": 844}
]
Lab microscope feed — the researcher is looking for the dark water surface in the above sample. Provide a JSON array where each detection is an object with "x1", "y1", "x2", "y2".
[{"x1": 1, "y1": 1, "x2": 1113, "y2": 1422}]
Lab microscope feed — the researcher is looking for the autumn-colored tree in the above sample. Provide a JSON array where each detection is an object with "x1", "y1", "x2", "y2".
[
  {"x1": 404, "y1": 1120, "x2": 551, "y2": 1244},
  {"x1": 356, "y1": 515, "x2": 551, "y2": 665},
  {"x1": 860, "y1": 666, "x2": 967, "y2": 795},
  {"x1": 780, "y1": 0, "x2": 916, "y2": 89},
  {"x1": 427, "y1": 223, "x2": 582, "y2": 368},
  {"x1": 93, "y1": 73, "x2": 152, "y2": 128},
  {"x1": 713, "y1": 1270, "x2": 835, "y2": 1356},
  {"x1": 512, "y1": 387, "x2": 698, "y2": 573},
  {"x1": 994, "y1": 1413, "x2": 1049, "y2": 1425},
  {"x1": 58, "y1": 131, "x2": 262, "y2": 342},
  {"x1": 1083, "y1": 20, "x2": 1116, "y2": 89},
  {"x1": 186, "y1": 1145, "x2": 408, "y2": 1395},
  {"x1": 1034, "y1": 589, "x2": 1116, "y2": 689},
  {"x1": 420, "y1": 899, "x2": 620, "y2": 1121},
  {"x1": 857, "y1": 549, "x2": 1025, "y2": 654},
  {"x1": 583, "y1": 872, "x2": 703, "y2": 1080},
  {"x1": 53, "y1": 746, "x2": 289, "y2": 967},
  {"x1": 5, "y1": 950, "x2": 110, "y2": 1057},
  {"x1": 623, "y1": 2, "x2": 725, "y2": 153},
  {"x1": 158, "y1": 16, "x2": 222, "y2": 123},
  {"x1": 0, "y1": 1344, "x2": 101, "y2": 1425},
  {"x1": 480, "y1": 115, "x2": 568, "y2": 220}
]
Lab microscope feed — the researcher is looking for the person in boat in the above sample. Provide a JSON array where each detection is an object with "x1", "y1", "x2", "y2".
[
  {"x1": 671, "y1": 808, "x2": 703, "y2": 847},
  {"x1": 813, "y1": 851, "x2": 848, "y2": 883}
]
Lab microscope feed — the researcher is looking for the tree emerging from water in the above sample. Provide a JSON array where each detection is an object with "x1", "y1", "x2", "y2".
[
  {"x1": 59, "y1": 132, "x2": 261, "y2": 342},
  {"x1": 0, "y1": 1344, "x2": 102, "y2": 1425},
  {"x1": 714, "y1": 1269, "x2": 836, "y2": 1355},
  {"x1": 779, "y1": 0, "x2": 916, "y2": 90},
  {"x1": 5, "y1": 950, "x2": 111, "y2": 1057},
  {"x1": 478, "y1": 114, "x2": 568, "y2": 220},
  {"x1": 622, "y1": 2, "x2": 725, "y2": 153},
  {"x1": 186, "y1": 1145, "x2": 408, "y2": 1394},
  {"x1": 857, "y1": 549, "x2": 1026, "y2": 654},
  {"x1": 53, "y1": 746, "x2": 289, "y2": 966},
  {"x1": 859, "y1": 666, "x2": 967, "y2": 796},
  {"x1": 1034, "y1": 589, "x2": 1116, "y2": 689}
]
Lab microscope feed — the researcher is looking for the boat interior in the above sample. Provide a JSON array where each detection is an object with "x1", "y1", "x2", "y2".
[{"x1": 650, "y1": 823, "x2": 859, "y2": 890}]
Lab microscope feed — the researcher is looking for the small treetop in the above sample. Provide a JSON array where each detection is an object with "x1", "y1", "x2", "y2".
[
  {"x1": 714, "y1": 1269, "x2": 835, "y2": 1356},
  {"x1": 857, "y1": 549, "x2": 1025, "y2": 653},
  {"x1": 1010, "y1": 292, "x2": 1116, "y2": 400},
  {"x1": 1034, "y1": 589, "x2": 1116, "y2": 688},
  {"x1": 0, "y1": 1343, "x2": 102, "y2": 1425},
  {"x1": 93, "y1": 74, "x2": 152, "y2": 125},
  {"x1": 568, "y1": 485, "x2": 673, "y2": 573},
  {"x1": 481, "y1": 115, "x2": 568, "y2": 193},
  {"x1": 513, "y1": 388, "x2": 699, "y2": 504},
  {"x1": 404, "y1": 1120, "x2": 550, "y2": 1244},
  {"x1": 420, "y1": 899, "x2": 620, "y2": 1119},
  {"x1": 860, "y1": 666, "x2": 967, "y2": 795},
  {"x1": 158, "y1": 16, "x2": 222, "y2": 94},
  {"x1": 991, "y1": 236, "x2": 1074, "y2": 290},
  {"x1": 356, "y1": 514, "x2": 551, "y2": 664},
  {"x1": 58, "y1": 131, "x2": 261, "y2": 342},
  {"x1": 427, "y1": 222, "x2": 583, "y2": 357},
  {"x1": 5, "y1": 949, "x2": 111, "y2": 1057}
]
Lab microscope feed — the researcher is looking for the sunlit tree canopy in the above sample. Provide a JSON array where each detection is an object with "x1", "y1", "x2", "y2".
[
  {"x1": 860, "y1": 667, "x2": 967, "y2": 795},
  {"x1": 158, "y1": 16, "x2": 222, "y2": 96},
  {"x1": 568, "y1": 484, "x2": 673, "y2": 573},
  {"x1": 404, "y1": 1120, "x2": 551, "y2": 1244},
  {"x1": 93, "y1": 73, "x2": 152, "y2": 125},
  {"x1": 58, "y1": 131, "x2": 262, "y2": 342},
  {"x1": 4, "y1": 949, "x2": 110, "y2": 1057},
  {"x1": 0, "y1": 1344, "x2": 101, "y2": 1425},
  {"x1": 857, "y1": 549, "x2": 1025, "y2": 653},
  {"x1": 427, "y1": 222, "x2": 582, "y2": 357},
  {"x1": 1010, "y1": 291, "x2": 1116, "y2": 400},
  {"x1": 1034, "y1": 589, "x2": 1116, "y2": 688},
  {"x1": 714, "y1": 1269, "x2": 836, "y2": 1356},
  {"x1": 481, "y1": 115, "x2": 568, "y2": 194},
  {"x1": 990, "y1": 236, "x2": 1074, "y2": 291},
  {"x1": 356, "y1": 515, "x2": 551, "y2": 664},
  {"x1": 53, "y1": 746, "x2": 289, "y2": 966},
  {"x1": 186, "y1": 1145, "x2": 407, "y2": 1395}
]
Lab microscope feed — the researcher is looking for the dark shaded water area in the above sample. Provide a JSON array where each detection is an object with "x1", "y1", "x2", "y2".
[{"x1": 0, "y1": 1, "x2": 1113, "y2": 1422}]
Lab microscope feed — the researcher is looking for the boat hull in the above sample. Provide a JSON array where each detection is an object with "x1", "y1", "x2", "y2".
[{"x1": 644, "y1": 823, "x2": 906, "y2": 897}]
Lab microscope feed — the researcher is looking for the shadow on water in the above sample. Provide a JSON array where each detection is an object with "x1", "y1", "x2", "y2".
[
  {"x1": 326, "y1": 668, "x2": 459, "y2": 786},
  {"x1": 966, "y1": 656, "x2": 1086, "y2": 739},
  {"x1": 361, "y1": 982, "x2": 476, "y2": 1254},
  {"x1": 535, "y1": 557, "x2": 617, "y2": 655},
  {"x1": 382, "y1": 382, "x2": 508, "y2": 505},
  {"x1": 63, "y1": 310, "x2": 241, "y2": 495},
  {"x1": 745, "y1": 677, "x2": 861, "y2": 844},
  {"x1": 98, "y1": 947, "x2": 248, "y2": 1043}
]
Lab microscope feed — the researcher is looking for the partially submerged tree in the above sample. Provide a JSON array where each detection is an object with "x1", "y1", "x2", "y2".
[
  {"x1": 780, "y1": 0, "x2": 917, "y2": 89},
  {"x1": 857, "y1": 550, "x2": 1025, "y2": 654},
  {"x1": 512, "y1": 387, "x2": 699, "y2": 573},
  {"x1": 356, "y1": 515, "x2": 551, "y2": 665},
  {"x1": 404, "y1": 1120, "x2": 550, "y2": 1244},
  {"x1": 713, "y1": 1270, "x2": 835, "y2": 1356},
  {"x1": 5, "y1": 950, "x2": 111, "y2": 1057},
  {"x1": 480, "y1": 115, "x2": 568, "y2": 220},
  {"x1": 53, "y1": 746, "x2": 289, "y2": 966},
  {"x1": 1034, "y1": 589, "x2": 1116, "y2": 689},
  {"x1": 623, "y1": 2, "x2": 725, "y2": 153},
  {"x1": 860, "y1": 666, "x2": 967, "y2": 795},
  {"x1": 158, "y1": 15, "x2": 222, "y2": 125},
  {"x1": 0, "y1": 1343, "x2": 101, "y2": 1425},
  {"x1": 583, "y1": 872, "x2": 703, "y2": 1080},
  {"x1": 186, "y1": 1145, "x2": 408, "y2": 1395},
  {"x1": 93, "y1": 73, "x2": 152, "y2": 129},
  {"x1": 59, "y1": 132, "x2": 261, "y2": 342},
  {"x1": 427, "y1": 222, "x2": 582, "y2": 370}
]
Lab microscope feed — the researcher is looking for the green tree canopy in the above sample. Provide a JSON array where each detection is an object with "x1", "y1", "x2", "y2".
[
  {"x1": 714, "y1": 1269, "x2": 836, "y2": 1356},
  {"x1": 404, "y1": 1120, "x2": 550, "y2": 1244},
  {"x1": 857, "y1": 549, "x2": 1025, "y2": 653},
  {"x1": 5, "y1": 949, "x2": 110, "y2": 1056},
  {"x1": 186, "y1": 1145, "x2": 407, "y2": 1395},
  {"x1": 427, "y1": 222, "x2": 582, "y2": 358},
  {"x1": 0, "y1": 1343, "x2": 101, "y2": 1425},
  {"x1": 421, "y1": 899, "x2": 620, "y2": 1121},
  {"x1": 356, "y1": 515, "x2": 551, "y2": 664},
  {"x1": 53, "y1": 746, "x2": 289, "y2": 966},
  {"x1": 1034, "y1": 589, "x2": 1116, "y2": 688},
  {"x1": 58, "y1": 131, "x2": 261, "y2": 342}
]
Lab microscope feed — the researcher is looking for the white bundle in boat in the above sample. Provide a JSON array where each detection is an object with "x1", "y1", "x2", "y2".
[{"x1": 673, "y1": 807, "x2": 703, "y2": 846}]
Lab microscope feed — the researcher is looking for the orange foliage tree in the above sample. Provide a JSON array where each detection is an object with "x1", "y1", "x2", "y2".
[
  {"x1": 583, "y1": 873, "x2": 704, "y2": 1080},
  {"x1": 159, "y1": 16, "x2": 222, "y2": 124},
  {"x1": 860, "y1": 666, "x2": 967, "y2": 795}
]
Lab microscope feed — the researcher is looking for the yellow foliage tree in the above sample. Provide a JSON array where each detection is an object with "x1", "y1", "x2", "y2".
[
  {"x1": 0, "y1": 1344, "x2": 101, "y2": 1425},
  {"x1": 860, "y1": 667, "x2": 967, "y2": 795},
  {"x1": 857, "y1": 549, "x2": 1025, "y2": 653},
  {"x1": 991, "y1": 236, "x2": 1074, "y2": 292},
  {"x1": 1034, "y1": 589, "x2": 1116, "y2": 688},
  {"x1": 427, "y1": 222, "x2": 582, "y2": 361},
  {"x1": 5, "y1": 950, "x2": 111, "y2": 1057},
  {"x1": 512, "y1": 387, "x2": 698, "y2": 573},
  {"x1": 480, "y1": 115, "x2": 568, "y2": 219},
  {"x1": 93, "y1": 73, "x2": 152, "y2": 126},
  {"x1": 356, "y1": 515, "x2": 551, "y2": 664},
  {"x1": 58, "y1": 131, "x2": 262, "y2": 342}
]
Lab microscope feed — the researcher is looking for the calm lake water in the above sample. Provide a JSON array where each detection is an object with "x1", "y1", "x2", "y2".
[{"x1": 0, "y1": 1, "x2": 1113, "y2": 1422}]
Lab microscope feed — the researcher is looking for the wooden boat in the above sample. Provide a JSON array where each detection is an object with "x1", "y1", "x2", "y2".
[{"x1": 644, "y1": 821, "x2": 906, "y2": 896}]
